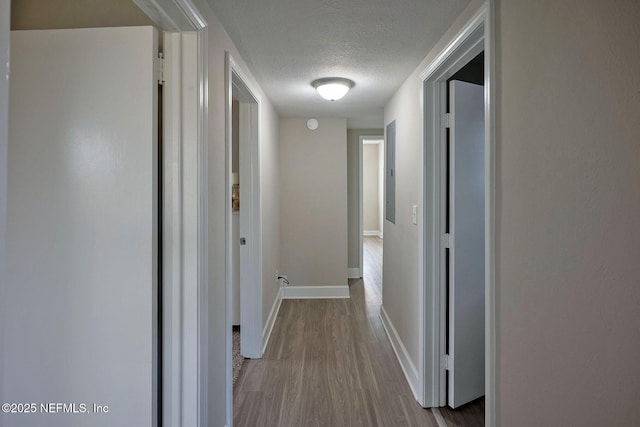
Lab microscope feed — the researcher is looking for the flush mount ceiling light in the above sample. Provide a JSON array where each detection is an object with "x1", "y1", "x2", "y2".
[{"x1": 312, "y1": 78, "x2": 355, "y2": 101}]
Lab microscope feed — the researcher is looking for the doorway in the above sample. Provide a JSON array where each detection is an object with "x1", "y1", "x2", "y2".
[
  {"x1": 360, "y1": 136, "x2": 385, "y2": 302},
  {"x1": 439, "y1": 53, "x2": 486, "y2": 423},
  {"x1": 358, "y1": 135, "x2": 385, "y2": 280},
  {"x1": 419, "y1": 4, "x2": 495, "y2": 425},
  {"x1": 225, "y1": 52, "x2": 263, "y2": 427}
]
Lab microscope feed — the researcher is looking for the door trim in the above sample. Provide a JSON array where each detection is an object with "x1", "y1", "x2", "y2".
[
  {"x1": 418, "y1": 2, "x2": 495, "y2": 425},
  {"x1": 134, "y1": 1, "x2": 208, "y2": 426}
]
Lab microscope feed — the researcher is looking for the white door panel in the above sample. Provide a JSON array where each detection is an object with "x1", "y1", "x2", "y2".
[
  {"x1": 6, "y1": 27, "x2": 157, "y2": 427},
  {"x1": 448, "y1": 80, "x2": 485, "y2": 409}
]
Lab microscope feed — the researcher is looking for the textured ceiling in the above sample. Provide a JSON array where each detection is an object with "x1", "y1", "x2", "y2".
[{"x1": 208, "y1": 0, "x2": 471, "y2": 128}]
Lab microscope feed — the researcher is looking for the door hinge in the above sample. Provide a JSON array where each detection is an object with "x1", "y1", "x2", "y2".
[
  {"x1": 442, "y1": 113, "x2": 453, "y2": 128},
  {"x1": 157, "y1": 53, "x2": 164, "y2": 85},
  {"x1": 442, "y1": 233, "x2": 453, "y2": 249},
  {"x1": 441, "y1": 354, "x2": 452, "y2": 370}
]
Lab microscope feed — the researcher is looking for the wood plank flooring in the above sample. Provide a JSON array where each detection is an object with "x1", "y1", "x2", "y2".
[
  {"x1": 234, "y1": 237, "x2": 438, "y2": 426},
  {"x1": 233, "y1": 236, "x2": 484, "y2": 426}
]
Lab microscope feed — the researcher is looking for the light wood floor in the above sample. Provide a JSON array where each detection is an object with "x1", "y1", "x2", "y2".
[{"x1": 233, "y1": 236, "x2": 483, "y2": 426}]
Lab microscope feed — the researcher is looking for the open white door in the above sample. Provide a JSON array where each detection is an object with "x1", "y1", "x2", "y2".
[
  {"x1": 448, "y1": 80, "x2": 485, "y2": 408},
  {"x1": 6, "y1": 27, "x2": 158, "y2": 426},
  {"x1": 238, "y1": 100, "x2": 261, "y2": 359}
]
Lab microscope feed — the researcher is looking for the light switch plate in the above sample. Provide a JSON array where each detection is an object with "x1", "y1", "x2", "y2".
[{"x1": 412, "y1": 205, "x2": 417, "y2": 225}]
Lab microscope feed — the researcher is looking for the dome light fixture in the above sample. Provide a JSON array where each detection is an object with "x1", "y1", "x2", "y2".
[{"x1": 312, "y1": 77, "x2": 355, "y2": 101}]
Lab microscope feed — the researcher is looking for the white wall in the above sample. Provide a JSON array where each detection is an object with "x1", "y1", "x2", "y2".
[
  {"x1": 363, "y1": 144, "x2": 380, "y2": 232},
  {"x1": 382, "y1": 0, "x2": 485, "y2": 381},
  {"x1": 189, "y1": 1, "x2": 281, "y2": 423},
  {"x1": 280, "y1": 117, "x2": 347, "y2": 287},
  {"x1": 496, "y1": 1, "x2": 640, "y2": 425},
  {"x1": 259, "y1": 102, "x2": 281, "y2": 327}
]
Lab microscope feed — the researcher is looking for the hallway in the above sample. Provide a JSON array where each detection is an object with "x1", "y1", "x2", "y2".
[{"x1": 233, "y1": 236, "x2": 439, "y2": 426}]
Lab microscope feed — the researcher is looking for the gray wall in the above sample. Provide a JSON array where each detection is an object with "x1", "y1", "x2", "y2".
[
  {"x1": 496, "y1": 1, "x2": 640, "y2": 425},
  {"x1": 347, "y1": 128, "x2": 383, "y2": 270},
  {"x1": 11, "y1": 0, "x2": 153, "y2": 29},
  {"x1": 280, "y1": 117, "x2": 348, "y2": 286}
]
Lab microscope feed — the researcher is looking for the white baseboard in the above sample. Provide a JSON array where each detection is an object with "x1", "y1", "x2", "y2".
[
  {"x1": 282, "y1": 285, "x2": 350, "y2": 299},
  {"x1": 348, "y1": 267, "x2": 362, "y2": 279},
  {"x1": 364, "y1": 230, "x2": 383, "y2": 239},
  {"x1": 380, "y1": 305, "x2": 420, "y2": 402},
  {"x1": 262, "y1": 286, "x2": 283, "y2": 353}
]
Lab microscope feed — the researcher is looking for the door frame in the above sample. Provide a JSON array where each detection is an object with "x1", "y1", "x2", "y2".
[
  {"x1": 418, "y1": 2, "x2": 495, "y2": 425},
  {"x1": 225, "y1": 51, "x2": 263, "y2": 427},
  {"x1": 133, "y1": 1, "x2": 208, "y2": 426},
  {"x1": 358, "y1": 134, "x2": 385, "y2": 276}
]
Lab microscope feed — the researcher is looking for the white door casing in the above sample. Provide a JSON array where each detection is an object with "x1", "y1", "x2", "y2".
[
  {"x1": 225, "y1": 51, "x2": 263, "y2": 427},
  {"x1": 418, "y1": 6, "x2": 496, "y2": 425}
]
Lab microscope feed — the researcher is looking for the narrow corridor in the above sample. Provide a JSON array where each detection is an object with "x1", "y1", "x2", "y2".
[{"x1": 233, "y1": 236, "x2": 439, "y2": 426}]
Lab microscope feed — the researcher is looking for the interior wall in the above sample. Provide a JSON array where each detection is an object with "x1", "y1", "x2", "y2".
[
  {"x1": 382, "y1": 0, "x2": 485, "y2": 379},
  {"x1": 496, "y1": 1, "x2": 640, "y2": 425},
  {"x1": 347, "y1": 128, "x2": 383, "y2": 270},
  {"x1": 259, "y1": 101, "x2": 281, "y2": 329},
  {"x1": 363, "y1": 144, "x2": 380, "y2": 232},
  {"x1": 188, "y1": 1, "x2": 281, "y2": 424},
  {"x1": 280, "y1": 117, "x2": 347, "y2": 286},
  {"x1": 11, "y1": 0, "x2": 154, "y2": 29}
]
